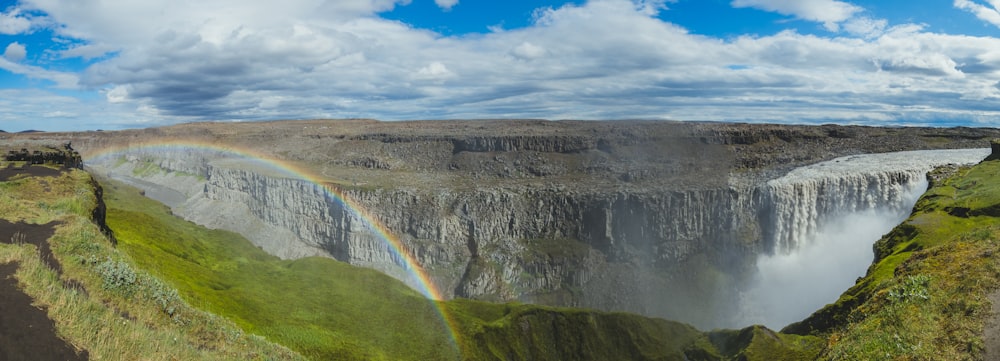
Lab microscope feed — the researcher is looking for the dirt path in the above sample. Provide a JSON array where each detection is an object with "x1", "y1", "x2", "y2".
[
  {"x1": 0, "y1": 163, "x2": 66, "y2": 181},
  {"x1": 0, "y1": 219, "x2": 88, "y2": 360},
  {"x1": 0, "y1": 220, "x2": 61, "y2": 273},
  {"x1": 0, "y1": 262, "x2": 87, "y2": 360},
  {"x1": 986, "y1": 290, "x2": 1000, "y2": 360}
]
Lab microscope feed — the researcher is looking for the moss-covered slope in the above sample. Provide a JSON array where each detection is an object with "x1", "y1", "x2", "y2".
[
  {"x1": 101, "y1": 177, "x2": 458, "y2": 360},
  {"x1": 97, "y1": 152, "x2": 1000, "y2": 360},
  {"x1": 0, "y1": 165, "x2": 301, "y2": 360},
  {"x1": 787, "y1": 158, "x2": 1000, "y2": 360},
  {"x1": 98, "y1": 175, "x2": 824, "y2": 360}
]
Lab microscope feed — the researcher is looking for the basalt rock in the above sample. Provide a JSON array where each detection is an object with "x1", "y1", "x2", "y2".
[{"x1": 33, "y1": 119, "x2": 1000, "y2": 329}]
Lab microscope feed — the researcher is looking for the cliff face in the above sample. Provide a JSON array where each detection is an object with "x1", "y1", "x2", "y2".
[
  {"x1": 82, "y1": 148, "x2": 990, "y2": 328},
  {"x1": 88, "y1": 178, "x2": 117, "y2": 246},
  {"x1": 54, "y1": 120, "x2": 1000, "y2": 329},
  {"x1": 758, "y1": 150, "x2": 976, "y2": 254},
  {"x1": 779, "y1": 153, "x2": 1000, "y2": 360}
]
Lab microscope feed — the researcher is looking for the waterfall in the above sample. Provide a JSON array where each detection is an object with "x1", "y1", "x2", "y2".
[
  {"x1": 86, "y1": 142, "x2": 994, "y2": 330},
  {"x1": 738, "y1": 148, "x2": 990, "y2": 329},
  {"x1": 763, "y1": 169, "x2": 927, "y2": 254}
]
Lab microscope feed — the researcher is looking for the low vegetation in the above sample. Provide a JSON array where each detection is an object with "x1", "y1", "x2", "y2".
[
  {"x1": 127, "y1": 156, "x2": 205, "y2": 180},
  {"x1": 788, "y1": 158, "x2": 1000, "y2": 359},
  {"x1": 24, "y1": 151, "x2": 1000, "y2": 360},
  {"x1": 101, "y1": 177, "x2": 459, "y2": 360},
  {"x1": 0, "y1": 157, "x2": 846, "y2": 360},
  {"x1": 0, "y1": 165, "x2": 300, "y2": 360},
  {"x1": 100, "y1": 173, "x2": 824, "y2": 360}
]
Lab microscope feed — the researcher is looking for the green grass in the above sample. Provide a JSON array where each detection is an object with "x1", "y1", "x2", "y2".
[
  {"x1": 125, "y1": 157, "x2": 206, "y2": 180},
  {"x1": 709, "y1": 326, "x2": 826, "y2": 361},
  {"x1": 443, "y1": 290, "x2": 824, "y2": 360},
  {"x1": 446, "y1": 299, "x2": 724, "y2": 361},
  {"x1": 131, "y1": 159, "x2": 167, "y2": 177},
  {"x1": 787, "y1": 159, "x2": 1000, "y2": 360},
  {"x1": 0, "y1": 168, "x2": 301, "y2": 360},
  {"x1": 101, "y1": 173, "x2": 827, "y2": 360},
  {"x1": 101, "y1": 178, "x2": 460, "y2": 360},
  {"x1": 824, "y1": 236, "x2": 1000, "y2": 360}
]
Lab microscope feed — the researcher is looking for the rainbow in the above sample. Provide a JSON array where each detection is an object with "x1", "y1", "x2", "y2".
[{"x1": 82, "y1": 139, "x2": 464, "y2": 351}]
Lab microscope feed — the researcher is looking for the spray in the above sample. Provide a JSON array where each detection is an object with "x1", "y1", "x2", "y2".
[
  {"x1": 740, "y1": 177, "x2": 926, "y2": 329},
  {"x1": 736, "y1": 148, "x2": 989, "y2": 329}
]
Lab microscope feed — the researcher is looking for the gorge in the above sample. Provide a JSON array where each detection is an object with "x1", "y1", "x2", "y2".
[
  {"x1": 54, "y1": 120, "x2": 1000, "y2": 330},
  {"x1": 740, "y1": 149, "x2": 987, "y2": 328}
]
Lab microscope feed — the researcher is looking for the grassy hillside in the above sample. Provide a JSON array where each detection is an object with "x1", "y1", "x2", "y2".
[
  {"x1": 93, "y1": 153, "x2": 1000, "y2": 360},
  {"x1": 101, "y1": 177, "x2": 459, "y2": 360},
  {"x1": 0, "y1": 166, "x2": 300, "y2": 360},
  {"x1": 99, "y1": 175, "x2": 824, "y2": 360},
  {"x1": 450, "y1": 301, "x2": 823, "y2": 361},
  {"x1": 15, "y1": 140, "x2": 1000, "y2": 359},
  {"x1": 787, "y1": 158, "x2": 1000, "y2": 359},
  {"x1": 0, "y1": 161, "x2": 827, "y2": 361}
]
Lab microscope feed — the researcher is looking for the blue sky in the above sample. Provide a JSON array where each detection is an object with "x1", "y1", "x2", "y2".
[{"x1": 3, "y1": 0, "x2": 1000, "y2": 131}]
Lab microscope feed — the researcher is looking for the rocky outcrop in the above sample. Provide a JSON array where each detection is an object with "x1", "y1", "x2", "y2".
[
  {"x1": 88, "y1": 178, "x2": 116, "y2": 246},
  {"x1": 81, "y1": 144, "x2": 990, "y2": 329},
  {"x1": 987, "y1": 139, "x2": 1000, "y2": 161},
  {"x1": 758, "y1": 150, "x2": 985, "y2": 254},
  {"x1": 56, "y1": 120, "x2": 1000, "y2": 329}
]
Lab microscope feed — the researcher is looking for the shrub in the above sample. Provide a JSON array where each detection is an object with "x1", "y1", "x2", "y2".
[
  {"x1": 96, "y1": 258, "x2": 138, "y2": 297},
  {"x1": 146, "y1": 278, "x2": 182, "y2": 317},
  {"x1": 886, "y1": 274, "x2": 930, "y2": 303}
]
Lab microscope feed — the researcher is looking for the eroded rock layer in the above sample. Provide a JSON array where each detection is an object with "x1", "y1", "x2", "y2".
[{"x1": 26, "y1": 119, "x2": 1000, "y2": 328}]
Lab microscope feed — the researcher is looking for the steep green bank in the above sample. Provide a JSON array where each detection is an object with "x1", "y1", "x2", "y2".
[
  {"x1": 787, "y1": 158, "x2": 1000, "y2": 359},
  {"x1": 450, "y1": 301, "x2": 823, "y2": 361},
  {"x1": 99, "y1": 175, "x2": 824, "y2": 360},
  {"x1": 101, "y1": 177, "x2": 459, "y2": 360},
  {"x1": 94, "y1": 152, "x2": 1000, "y2": 360},
  {"x1": 0, "y1": 165, "x2": 300, "y2": 360}
]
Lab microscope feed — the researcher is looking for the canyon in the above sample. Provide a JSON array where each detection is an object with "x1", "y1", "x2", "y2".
[{"x1": 21, "y1": 119, "x2": 1000, "y2": 330}]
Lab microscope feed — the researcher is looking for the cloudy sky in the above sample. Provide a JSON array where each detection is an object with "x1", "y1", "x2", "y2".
[{"x1": 2, "y1": 0, "x2": 1000, "y2": 131}]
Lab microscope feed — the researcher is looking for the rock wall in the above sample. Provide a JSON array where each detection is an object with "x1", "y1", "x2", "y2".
[
  {"x1": 61, "y1": 120, "x2": 1000, "y2": 329},
  {"x1": 763, "y1": 170, "x2": 923, "y2": 253},
  {"x1": 82, "y1": 147, "x2": 990, "y2": 329},
  {"x1": 760, "y1": 149, "x2": 990, "y2": 254},
  {"x1": 185, "y1": 162, "x2": 763, "y2": 307}
]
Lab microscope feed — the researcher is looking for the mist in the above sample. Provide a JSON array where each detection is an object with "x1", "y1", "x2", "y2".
[{"x1": 738, "y1": 177, "x2": 929, "y2": 330}]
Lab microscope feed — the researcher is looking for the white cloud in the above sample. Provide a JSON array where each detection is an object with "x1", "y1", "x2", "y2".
[
  {"x1": 0, "y1": 7, "x2": 31, "y2": 35},
  {"x1": 19, "y1": 0, "x2": 412, "y2": 45},
  {"x1": 632, "y1": 0, "x2": 672, "y2": 16},
  {"x1": 434, "y1": 0, "x2": 458, "y2": 11},
  {"x1": 0, "y1": 56, "x2": 77, "y2": 88},
  {"x1": 0, "y1": 88, "x2": 151, "y2": 131},
  {"x1": 414, "y1": 61, "x2": 454, "y2": 81},
  {"x1": 843, "y1": 16, "x2": 887, "y2": 38},
  {"x1": 3, "y1": 42, "x2": 26, "y2": 61},
  {"x1": 43, "y1": 110, "x2": 76, "y2": 118},
  {"x1": 5, "y1": 0, "x2": 1000, "y2": 128},
  {"x1": 955, "y1": 0, "x2": 1000, "y2": 28},
  {"x1": 104, "y1": 85, "x2": 130, "y2": 103},
  {"x1": 510, "y1": 42, "x2": 546, "y2": 60},
  {"x1": 60, "y1": 42, "x2": 118, "y2": 60},
  {"x1": 731, "y1": 0, "x2": 862, "y2": 31}
]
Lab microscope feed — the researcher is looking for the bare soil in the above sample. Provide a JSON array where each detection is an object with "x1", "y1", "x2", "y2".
[
  {"x1": 0, "y1": 220, "x2": 61, "y2": 274},
  {"x1": 0, "y1": 215, "x2": 89, "y2": 360},
  {"x1": 39, "y1": 119, "x2": 1000, "y2": 191},
  {"x1": 0, "y1": 163, "x2": 66, "y2": 182},
  {"x1": 0, "y1": 219, "x2": 87, "y2": 360},
  {"x1": 0, "y1": 262, "x2": 87, "y2": 361},
  {"x1": 986, "y1": 290, "x2": 1000, "y2": 360}
]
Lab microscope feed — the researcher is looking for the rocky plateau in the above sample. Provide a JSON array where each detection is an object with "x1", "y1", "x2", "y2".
[{"x1": 10, "y1": 119, "x2": 1000, "y2": 329}]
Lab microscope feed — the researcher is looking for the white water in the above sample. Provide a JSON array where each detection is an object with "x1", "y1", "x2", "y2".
[{"x1": 740, "y1": 148, "x2": 990, "y2": 329}]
